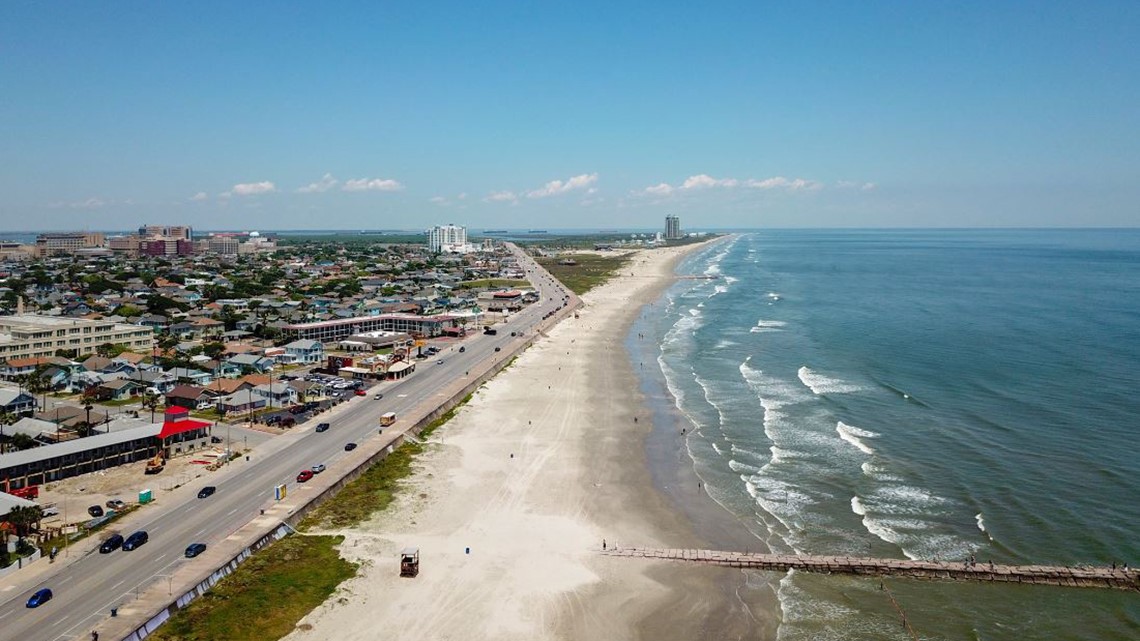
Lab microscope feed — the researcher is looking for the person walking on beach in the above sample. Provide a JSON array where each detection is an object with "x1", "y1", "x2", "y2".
[{"x1": 603, "y1": 539, "x2": 607, "y2": 550}]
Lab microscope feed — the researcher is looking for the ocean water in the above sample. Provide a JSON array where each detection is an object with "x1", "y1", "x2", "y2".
[{"x1": 646, "y1": 230, "x2": 1140, "y2": 640}]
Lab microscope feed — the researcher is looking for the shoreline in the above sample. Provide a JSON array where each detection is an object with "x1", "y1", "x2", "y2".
[{"x1": 284, "y1": 238, "x2": 768, "y2": 641}]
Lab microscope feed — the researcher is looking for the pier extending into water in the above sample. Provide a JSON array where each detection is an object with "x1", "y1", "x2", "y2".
[{"x1": 603, "y1": 548, "x2": 1140, "y2": 591}]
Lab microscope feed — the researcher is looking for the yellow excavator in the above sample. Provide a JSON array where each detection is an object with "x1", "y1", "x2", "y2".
[{"x1": 144, "y1": 452, "x2": 165, "y2": 474}]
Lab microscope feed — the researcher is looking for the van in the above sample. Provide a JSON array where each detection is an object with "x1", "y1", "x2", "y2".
[
  {"x1": 99, "y1": 534, "x2": 124, "y2": 553},
  {"x1": 122, "y1": 530, "x2": 149, "y2": 551}
]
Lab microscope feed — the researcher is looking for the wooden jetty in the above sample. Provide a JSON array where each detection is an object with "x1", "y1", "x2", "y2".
[{"x1": 602, "y1": 548, "x2": 1140, "y2": 591}]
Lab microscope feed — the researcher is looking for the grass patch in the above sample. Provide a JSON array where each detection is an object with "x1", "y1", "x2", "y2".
[
  {"x1": 536, "y1": 253, "x2": 631, "y2": 295},
  {"x1": 298, "y1": 442, "x2": 422, "y2": 531},
  {"x1": 148, "y1": 535, "x2": 356, "y2": 641}
]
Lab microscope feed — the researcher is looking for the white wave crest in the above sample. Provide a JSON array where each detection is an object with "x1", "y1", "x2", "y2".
[
  {"x1": 750, "y1": 319, "x2": 787, "y2": 334},
  {"x1": 836, "y1": 421, "x2": 877, "y2": 455},
  {"x1": 851, "y1": 496, "x2": 867, "y2": 516},
  {"x1": 797, "y1": 366, "x2": 863, "y2": 394}
]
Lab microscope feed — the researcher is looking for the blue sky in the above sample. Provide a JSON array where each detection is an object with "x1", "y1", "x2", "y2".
[{"x1": 1, "y1": 1, "x2": 1137, "y2": 231}]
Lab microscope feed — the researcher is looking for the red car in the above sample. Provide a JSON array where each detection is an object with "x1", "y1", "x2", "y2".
[
  {"x1": 296, "y1": 470, "x2": 314, "y2": 483},
  {"x1": 354, "y1": 389, "x2": 366, "y2": 396}
]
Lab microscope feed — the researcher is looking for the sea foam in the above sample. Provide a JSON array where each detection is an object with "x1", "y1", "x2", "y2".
[
  {"x1": 836, "y1": 421, "x2": 878, "y2": 455},
  {"x1": 797, "y1": 366, "x2": 863, "y2": 394}
]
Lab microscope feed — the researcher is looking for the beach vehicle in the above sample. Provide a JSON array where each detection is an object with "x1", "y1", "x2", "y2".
[
  {"x1": 380, "y1": 412, "x2": 397, "y2": 427},
  {"x1": 400, "y1": 547, "x2": 419, "y2": 577},
  {"x1": 26, "y1": 588, "x2": 52, "y2": 608}
]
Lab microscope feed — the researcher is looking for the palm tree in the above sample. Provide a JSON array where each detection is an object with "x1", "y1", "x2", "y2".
[
  {"x1": 6, "y1": 505, "x2": 43, "y2": 545},
  {"x1": 142, "y1": 394, "x2": 161, "y2": 423}
]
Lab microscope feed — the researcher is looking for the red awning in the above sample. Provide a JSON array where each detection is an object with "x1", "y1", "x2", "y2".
[{"x1": 158, "y1": 418, "x2": 212, "y2": 440}]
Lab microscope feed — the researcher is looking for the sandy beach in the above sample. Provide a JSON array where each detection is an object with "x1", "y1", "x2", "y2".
[{"x1": 286, "y1": 239, "x2": 766, "y2": 641}]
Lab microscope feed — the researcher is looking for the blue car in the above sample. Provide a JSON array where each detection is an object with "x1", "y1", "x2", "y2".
[{"x1": 26, "y1": 588, "x2": 52, "y2": 608}]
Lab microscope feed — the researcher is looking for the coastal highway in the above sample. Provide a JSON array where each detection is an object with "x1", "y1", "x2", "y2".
[{"x1": 0, "y1": 244, "x2": 574, "y2": 641}]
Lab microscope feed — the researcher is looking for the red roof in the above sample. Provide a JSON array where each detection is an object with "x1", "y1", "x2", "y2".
[{"x1": 158, "y1": 416, "x2": 212, "y2": 440}]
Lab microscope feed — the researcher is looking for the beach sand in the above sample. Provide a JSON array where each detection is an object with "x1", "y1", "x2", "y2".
[{"x1": 286, "y1": 241, "x2": 769, "y2": 641}]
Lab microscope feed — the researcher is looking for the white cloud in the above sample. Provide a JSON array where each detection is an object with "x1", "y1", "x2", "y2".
[
  {"x1": 835, "y1": 180, "x2": 876, "y2": 191},
  {"x1": 525, "y1": 173, "x2": 599, "y2": 198},
  {"x1": 231, "y1": 181, "x2": 276, "y2": 196},
  {"x1": 484, "y1": 190, "x2": 518, "y2": 203},
  {"x1": 48, "y1": 197, "x2": 107, "y2": 209},
  {"x1": 297, "y1": 173, "x2": 338, "y2": 194},
  {"x1": 641, "y1": 182, "x2": 675, "y2": 196},
  {"x1": 457, "y1": 192, "x2": 468, "y2": 200},
  {"x1": 429, "y1": 196, "x2": 448, "y2": 205},
  {"x1": 190, "y1": 191, "x2": 209, "y2": 201},
  {"x1": 861, "y1": 182, "x2": 877, "y2": 191},
  {"x1": 746, "y1": 176, "x2": 822, "y2": 191},
  {"x1": 342, "y1": 177, "x2": 403, "y2": 192},
  {"x1": 681, "y1": 174, "x2": 739, "y2": 190}
]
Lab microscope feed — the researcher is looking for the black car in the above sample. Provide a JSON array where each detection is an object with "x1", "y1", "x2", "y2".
[
  {"x1": 184, "y1": 543, "x2": 207, "y2": 558},
  {"x1": 210, "y1": 435, "x2": 223, "y2": 443},
  {"x1": 494, "y1": 347, "x2": 501, "y2": 352},
  {"x1": 99, "y1": 534, "x2": 124, "y2": 553},
  {"x1": 459, "y1": 346, "x2": 466, "y2": 352},
  {"x1": 344, "y1": 442, "x2": 357, "y2": 451},
  {"x1": 122, "y1": 530, "x2": 149, "y2": 551},
  {"x1": 87, "y1": 505, "x2": 104, "y2": 518},
  {"x1": 198, "y1": 486, "x2": 216, "y2": 499},
  {"x1": 315, "y1": 423, "x2": 330, "y2": 433}
]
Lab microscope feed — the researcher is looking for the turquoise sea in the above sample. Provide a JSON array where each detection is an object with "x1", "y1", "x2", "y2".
[{"x1": 644, "y1": 230, "x2": 1140, "y2": 640}]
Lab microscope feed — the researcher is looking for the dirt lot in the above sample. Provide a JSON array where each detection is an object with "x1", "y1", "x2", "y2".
[{"x1": 37, "y1": 448, "x2": 230, "y2": 527}]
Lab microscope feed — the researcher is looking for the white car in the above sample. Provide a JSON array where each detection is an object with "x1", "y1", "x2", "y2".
[{"x1": 312, "y1": 464, "x2": 326, "y2": 474}]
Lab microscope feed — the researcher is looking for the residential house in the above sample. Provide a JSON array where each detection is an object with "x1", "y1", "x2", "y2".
[
  {"x1": 216, "y1": 391, "x2": 265, "y2": 416},
  {"x1": 227, "y1": 354, "x2": 274, "y2": 374},
  {"x1": 90, "y1": 378, "x2": 143, "y2": 402},
  {"x1": 251, "y1": 383, "x2": 297, "y2": 408},
  {"x1": 168, "y1": 367, "x2": 213, "y2": 387},
  {"x1": 165, "y1": 384, "x2": 216, "y2": 411},
  {"x1": 0, "y1": 388, "x2": 37, "y2": 417},
  {"x1": 283, "y1": 339, "x2": 325, "y2": 364}
]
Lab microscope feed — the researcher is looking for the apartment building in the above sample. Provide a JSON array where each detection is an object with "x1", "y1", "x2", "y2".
[
  {"x1": 34, "y1": 232, "x2": 105, "y2": 257},
  {"x1": 0, "y1": 315, "x2": 154, "y2": 361}
]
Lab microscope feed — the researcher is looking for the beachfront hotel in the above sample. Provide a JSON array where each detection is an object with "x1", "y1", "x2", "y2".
[
  {"x1": 426, "y1": 224, "x2": 472, "y2": 253},
  {"x1": 665, "y1": 215, "x2": 682, "y2": 240},
  {"x1": 0, "y1": 315, "x2": 154, "y2": 361}
]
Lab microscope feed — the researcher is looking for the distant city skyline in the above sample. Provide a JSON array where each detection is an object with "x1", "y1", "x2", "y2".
[{"x1": 1, "y1": 2, "x2": 1137, "y2": 230}]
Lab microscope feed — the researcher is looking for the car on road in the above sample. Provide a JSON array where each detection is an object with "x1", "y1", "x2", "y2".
[
  {"x1": 344, "y1": 442, "x2": 357, "y2": 451},
  {"x1": 436, "y1": 359, "x2": 444, "y2": 364},
  {"x1": 122, "y1": 530, "x2": 149, "y2": 551},
  {"x1": 297, "y1": 469, "x2": 314, "y2": 482},
  {"x1": 315, "y1": 422, "x2": 330, "y2": 432},
  {"x1": 99, "y1": 534, "x2": 124, "y2": 553},
  {"x1": 26, "y1": 588, "x2": 52, "y2": 608},
  {"x1": 312, "y1": 464, "x2": 326, "y2": 474},
  {"x1": 106, "y1": 499, "x2": 126, "y2": 510},
  {"x1": 510, "y1": 331, "x2": 516, "y2": 336},
  {"x1": 374, "y1": 393, "x2": 384, "y2": 400},
  {"x1": 198, "y1": 486, "x2": 216, "y2": 499},
  {"x1": 494, "y1": 347, "x2": 501, "y2": 352},
  {"x1": 459, "y1": 346, "x2": 465, "y2": 352},
  {"x1": 184, "y1": 543, "x2": 207, "y2": 558},
  {"x1": 88, "y1": 505, "x2": 104, "y2": 518}
]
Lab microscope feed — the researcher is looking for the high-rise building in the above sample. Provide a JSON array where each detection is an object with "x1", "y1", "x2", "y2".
[
  {"x1": 665, "y1": 215, "x2": 681, "y2": 240},
  {"x1": 139, "y1": 225, "x2": 192, "y2": 241},
  {"x1": 33, "y1": 232, "x2": 105, "y2": 257},
  {"x1": 426, "y1": 224, "x2": 469, "y2": 253}
]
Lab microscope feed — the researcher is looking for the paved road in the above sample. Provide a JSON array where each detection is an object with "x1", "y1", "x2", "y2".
[{"x1": 0, "y1": 244, "x2": 575, "y2": 641}]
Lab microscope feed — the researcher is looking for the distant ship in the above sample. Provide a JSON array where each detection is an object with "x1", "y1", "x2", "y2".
[
  {"x1": 527, "y1": 229, "x2": 548, "y2": 234},
  {"x1": 483, "y1": 230, "x2": 508, "y2": 235}
]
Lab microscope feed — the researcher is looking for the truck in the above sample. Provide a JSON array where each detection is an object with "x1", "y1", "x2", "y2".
[
  {"x1": 144, "y1": 453, "x2": 165, "y2": 474},
  {"x1": 483, "y1": 327, "x2": 498, "y2": 335},
  {"x1": 380, "y1": 412, "x2": 397, "y2": 427}
]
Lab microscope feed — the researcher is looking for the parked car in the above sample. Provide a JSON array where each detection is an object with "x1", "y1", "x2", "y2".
[
  {"x1": 315, "y1": 423, "x2": 330, "y2": 433},
  {"x1": 88, "y1": 505, "x2": 104, "y2": 518},
  {"x1": 198, "y1": 486, "x2": 216, "y2": 499},
  {"x1": 184, "y1": 543, "x2": 207, "y2": 558},
  {"x1": 312, "y1": 464, "x2": 326, "y2": 474},
  {"x1": 210, "y1": 435, "x2": 224, "y2": 443},
  {"x1": 122, "y1": 531, "x2": 149, "y2": 551},
  {"x1": 354, "y1": 389, "x2": 366, "y2": 397},
  {"x1": 344, "y1": 442, "x2": 357, "y2": 451},
  {"x1": 106, "y1": 499, "x2": 126, "y2": 510},
  {"x1": 296, "y1": 470, "x2": 314, "y2": 483},
  {"x1": 26, "y1": 588, "x2": 52, "y2": 608},
  {"x1": 99, "y1": 534, "x2": 124, "y2": 553}
]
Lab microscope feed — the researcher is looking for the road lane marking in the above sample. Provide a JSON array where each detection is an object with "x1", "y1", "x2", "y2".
[
  {"x1": 110, "y1": 580, "x2": 125, "y2": 590},
  {"x1": 51, "y1": 614, "x2": 71, "y2": 626},
  {"x1": 227, "y1": 508, "x2": 238, "y2": 515},
  {"x1": 155, "y1": 553, "x2": 167, "y2": 562}
]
